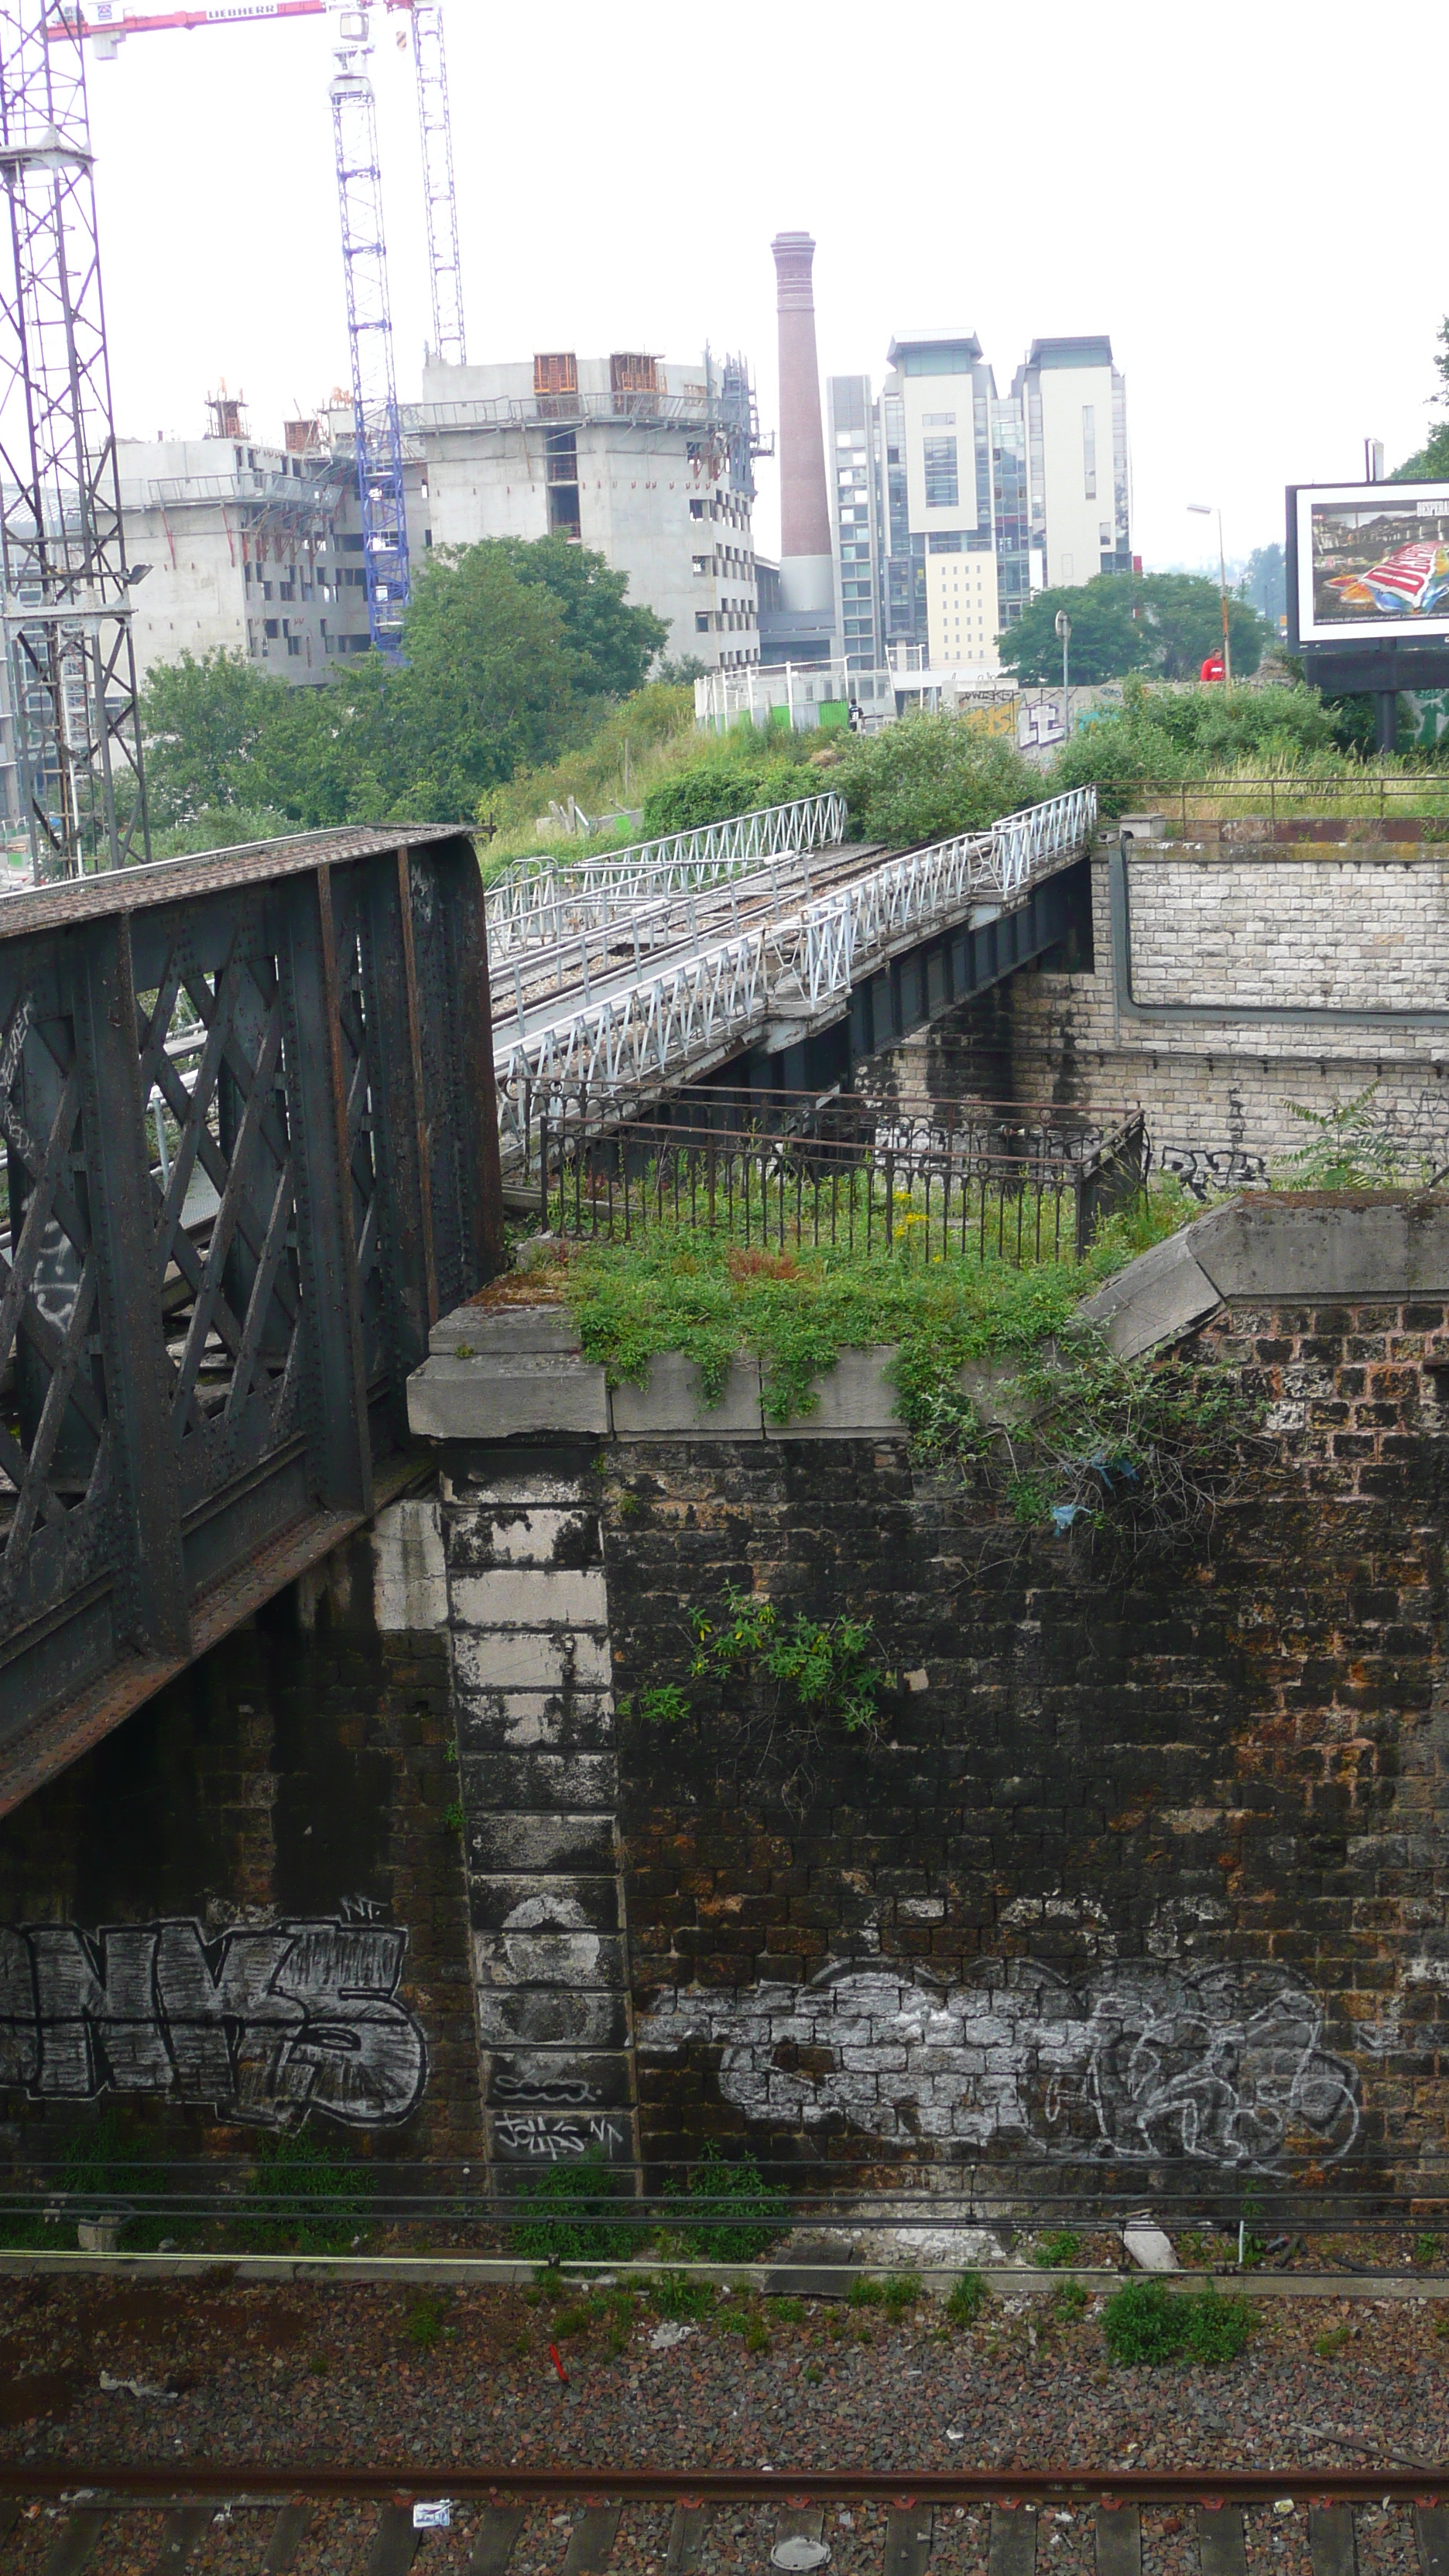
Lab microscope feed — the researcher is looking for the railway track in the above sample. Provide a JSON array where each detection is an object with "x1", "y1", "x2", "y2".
[{"x1": 4, "y1": 2469, "x2": 1449, "y2": 2576}]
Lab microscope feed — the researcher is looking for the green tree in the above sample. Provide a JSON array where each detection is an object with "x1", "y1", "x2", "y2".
[
  {"x1": 998, "y1": 576, "x2": 1151, "y2": 684},
  {"x1": 1242, "y1": 544, "x2": 1286, "y2": 625},
  {"x1": 1135, "y1": 573, "x2": 1266, "y2": 680},
  {"x1": 832, "y1": 711, "x2": 1039, "y2": 844},
  {"x1": 1392, "y1": 317, "x2": 1449, "y2": 480},
  {"x1": 140, "y1": 650, "x2": 291, "y2": 825},
  {"x1": 483, "y1": 534, "x2": 668, "y2": 697},
  {"x1": 386, "y1": 544, "x2": 580, "y2": 813}
]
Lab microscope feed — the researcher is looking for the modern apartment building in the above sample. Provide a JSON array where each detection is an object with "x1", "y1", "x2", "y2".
[
  {"x1": 828, "y1": 331, "x2": 1132, "y2": 676},
  {"x1": 410, "y1": 350, "x2": 762, "y2": 672},
  {"x1": 117, "y1": 419, "x2": 375, "y2": 685},
  {"x1": 824, "y1": 374, "x2": 886, "y2": 671}
]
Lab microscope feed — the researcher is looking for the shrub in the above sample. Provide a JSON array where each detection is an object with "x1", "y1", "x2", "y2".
[
  {"x1": 882, "y1": 2271, "x2": 921, "y2": 2312},
  {"x1": 639, "y1": 731, "x2": 814, "y2": 833},
  {"x1": 406, "y1": 2298, "x2": 445, "y2": 2348},
  {"x1": 512, "y1": 2146, "x2": 646, "y2": 2265},
  {"x1": 831, "y1": 713, "x2": 1038, "y2": 848},
  {"x1": 659, "y1": 2142, "x2": 787, "y2": 2260},
  {"x1": 848, "y1": 2276, "x2": 885, "y2": 2307},
  {"x1": 1101, "y1": 2278, "x2": 1256, "y2": 2366}
]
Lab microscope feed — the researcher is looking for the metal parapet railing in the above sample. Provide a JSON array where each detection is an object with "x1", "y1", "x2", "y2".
[
  {"x1": 485, "y1": 790, "x2": 851, "y2": 953},
  {"x1": 536, "y1": 1090, "x2": 1146, "y2": 1269},
  {"x1": 492, "y1": 789, "x2": 1098, "y2": 1166}
]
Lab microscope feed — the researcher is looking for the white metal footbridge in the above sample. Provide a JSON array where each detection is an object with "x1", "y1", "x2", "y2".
[{"x1": 488, "y1": 786, "x2": 1098, "y2": 1167}]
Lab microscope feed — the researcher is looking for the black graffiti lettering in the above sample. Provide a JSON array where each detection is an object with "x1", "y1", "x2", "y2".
[{"x1": 0, "y1": 1918, "x2": 427, "y2": 2129}]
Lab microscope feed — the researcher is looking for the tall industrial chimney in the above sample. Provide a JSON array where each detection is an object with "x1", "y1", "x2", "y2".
[{"x1": 770, "y1": 231, "x2": 834, "y2": 619}]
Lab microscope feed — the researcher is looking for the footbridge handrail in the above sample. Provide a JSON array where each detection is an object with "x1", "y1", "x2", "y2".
[{"x1": 485, "y1": 790, "x2": 850, "y2": 954}]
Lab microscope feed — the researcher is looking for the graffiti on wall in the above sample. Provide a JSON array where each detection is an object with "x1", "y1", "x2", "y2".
[
  {"x1": 639, "y1": 1958, "x2": 1360, "y2": 2172},
  {"x1": 0, "y1": 1918, "x2": 427, "y2": 2127}
]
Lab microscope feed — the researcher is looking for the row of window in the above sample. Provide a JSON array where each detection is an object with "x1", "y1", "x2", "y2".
[{"x1": 695, "y1": 608, "x2": 756, "y2": 633}]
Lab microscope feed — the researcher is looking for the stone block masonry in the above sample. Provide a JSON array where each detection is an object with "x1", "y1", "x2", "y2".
[
  {"x1": 437, "y1": 1454, "x2": 639, "y2": 2175},
  {"x1": 864, "y1": 826, "x2": 1449, "y2": 1187}
]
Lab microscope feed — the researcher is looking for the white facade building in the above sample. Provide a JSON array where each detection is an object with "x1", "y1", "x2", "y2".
[
  {"x1": 1011, "y1": 336, "x2": 1132, "y2": 589},
  {"x1": 409, "y1": 349, "x2": 761, "y2": 672}
]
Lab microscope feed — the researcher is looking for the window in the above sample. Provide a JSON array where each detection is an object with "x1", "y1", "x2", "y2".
[
  {"x1": 264, "y1": 618, "x2": 279, "y2": 639},
  {"x1": 695, "y1": 611, "x2": 711, "y2": 632},
  {"x1": 921, "y1": 412, "x2": 957, "y2": 428},
  {"x1": 923, "y1": 437, "x2": 958, "y2": 509},
  {"x1": 692, "y1": 555, "x2": 710, "y2": 577},
  {"x1": 1082, "y1": 404, "x2": 1097, "y2": 500},
  {"x1": 690, "y1": 498, "x2": 705, "y2": 519}
]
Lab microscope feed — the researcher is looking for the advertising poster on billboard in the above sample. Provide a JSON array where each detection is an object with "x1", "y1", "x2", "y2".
[{"x1": 1292, "y1": 485, "x2": 1449, "y2": 645}]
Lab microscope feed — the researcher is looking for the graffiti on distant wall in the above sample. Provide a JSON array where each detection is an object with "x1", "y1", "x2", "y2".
[
  {"x1": 0, "y1": 1918, "x2": 427, "y2": 2127},
  {"x1": 639, "y1": 1958, "x2": 1360, "y2": 2172}
]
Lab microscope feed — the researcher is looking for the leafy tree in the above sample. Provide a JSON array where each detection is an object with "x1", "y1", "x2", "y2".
[
  {"x1": 483, "y1": 534, "x2": 667, "y2": 697},
  {"x1": 1049, "y1": 677, "x2": 1342, "y2": 812},
  {"x1": 657, "y1": 655, "x2": 709, "y2": 686},
  {"x1": 999, "y1": 577, "x2": 1151, "y2": 685},
  {"x1": 831, "y1": 711, "x2": 1039, "y2": 845},
  {"x1": 1135, "y1": 573, "x2": 1266, "y2": 680},
  {"x1": 1242, "y1": 544, "x2": 1286, "y2": 625},
  {"x1": 141, "y1": 651, "x2": 291, "y2": 825},
  {"x1": 1392, "y1": 317, "x2": 1449, "y2": 480},
  {"x1": 999, "y1": 572, "x2": 1266, "y2": 688}
]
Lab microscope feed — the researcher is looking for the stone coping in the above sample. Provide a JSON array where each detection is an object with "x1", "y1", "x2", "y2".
[
  {"x1": 406, "y1": 1194, "x2": 1449, "y2": 1444},
  {"x1": 0, "y1": 2248, "x2": 1442, "y2": 2298}
]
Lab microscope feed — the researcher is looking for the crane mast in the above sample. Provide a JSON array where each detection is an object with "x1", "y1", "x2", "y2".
[
  {"x1": 29, "y1": 0, "x2": 471, "y2": 670},
  {"x1": 0, "y1": 1, "x2": 148, "y2": 876},
  {"x1": 331, "y1": 5, "x2": 406, "y2": 657},
  {"x1": 409, "y1": 1, "x2": 462, "y2": 366}
]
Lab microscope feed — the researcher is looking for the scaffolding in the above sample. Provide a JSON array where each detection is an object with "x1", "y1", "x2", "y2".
[{"x1": 0, "y1": 1, "x2": 149, "y2": 876}]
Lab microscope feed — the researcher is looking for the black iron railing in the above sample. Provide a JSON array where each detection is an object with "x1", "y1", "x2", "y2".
[{"x1": 536, "y1": 1091, "x2": 1148, "y2": 1267}]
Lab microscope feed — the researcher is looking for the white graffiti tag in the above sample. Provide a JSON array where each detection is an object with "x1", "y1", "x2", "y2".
[
  {"x1": 0, "y1": 1918, "x2": 428, "y2": 2128},
  {"x1": 638, "y1": 1958, "x2": 1360, "y2": 2172}
]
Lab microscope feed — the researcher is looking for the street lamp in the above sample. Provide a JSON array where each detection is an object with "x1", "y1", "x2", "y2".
[
  {"x1": 1055, "y1": 608, "x2": 1072, "y2": 738},
  {"x1": 1187, "y1": 502, "x2": 1231, "y2": 683}
]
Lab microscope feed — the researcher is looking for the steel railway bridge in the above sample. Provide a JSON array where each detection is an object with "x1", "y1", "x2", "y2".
[{"x1": 0, "y1": 786, "x2": 1096, "y2": 1812}]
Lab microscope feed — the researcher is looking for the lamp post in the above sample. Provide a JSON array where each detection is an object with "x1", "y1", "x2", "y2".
[
  {"x1": 1188, "y1": 502, "x2": 1231, "y2": 683},
  {"x1": 1055, "y1": 608, "x2": 1072, "y2": 740}
]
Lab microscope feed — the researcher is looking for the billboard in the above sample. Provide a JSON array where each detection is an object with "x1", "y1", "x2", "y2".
[{"x1": 1291, "y1": 483, "x2": 1449, "y2": 646}]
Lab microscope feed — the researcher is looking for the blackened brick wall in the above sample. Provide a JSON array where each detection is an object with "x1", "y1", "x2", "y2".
[
  {"x1": 604, "y1": 1301, "x2": 1449, "y2": 2200},
  {"x1": 0, "y1": 1528, "x2": 479, "y2": 2163}
]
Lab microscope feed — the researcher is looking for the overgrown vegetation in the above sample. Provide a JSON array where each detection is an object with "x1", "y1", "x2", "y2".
[
  {"x1": 658, "y1": 2142, "x2": 788, "y2": 2259},
  {"x1": 512, "y1": 2145, "x2": 646, "y2": 2265},
  {"x1": 140, "y1": 534, "x2": 666, "y2": 834},
  {"x1": 1274, "y1": 1084, "x2": 1445, "y2": 1190},
  {"x1": 557, "y1": 1185, "x2": 1185, "y2": 1429},
  {"x1": 827, "y1": 714, "x2": 1039, "y2": 848},
  {"x1": 1101, "y1": 2277, "x2": 1256, "y2": 2366},
  {"x1": 245, "y1": 2127, "x2": 375, "y2": 2255}
]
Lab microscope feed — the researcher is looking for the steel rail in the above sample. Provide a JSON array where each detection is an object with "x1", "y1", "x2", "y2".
[{"x1": 3, "y1": 2465, "x2": 1449, "y2": 2505}]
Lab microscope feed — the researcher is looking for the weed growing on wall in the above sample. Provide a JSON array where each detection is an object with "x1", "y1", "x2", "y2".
[
  {"x1": 623, "y1": 1580, "x2": 892, "y2": 1797},
  {"x1": 245, "y1": 2128, "x2": 375, "y2": 2255},
  {"x1": 512, "y1": 2145, "x2": 646, "y2": 2264},
  {"x1": 899, "y1": 1332, "x2": 1263, "y2": 1566}
]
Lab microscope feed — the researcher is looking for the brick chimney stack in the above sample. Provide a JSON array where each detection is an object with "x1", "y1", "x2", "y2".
[{"x1": 770, "y1": 230, "x2": 834, "y2": 618}]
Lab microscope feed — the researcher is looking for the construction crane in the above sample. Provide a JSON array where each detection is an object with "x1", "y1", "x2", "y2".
[
  {"x1": 0, "y1": 2, "x2": 150, "y2": 876},
  {"x1": 52, "y1": 0, "x2": 468, "y2": 657}
]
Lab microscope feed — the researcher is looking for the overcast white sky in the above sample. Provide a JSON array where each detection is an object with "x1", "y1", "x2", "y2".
[{"x1": 87, "y1": 0, "x2": 1444, "y2": 579}]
